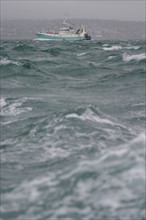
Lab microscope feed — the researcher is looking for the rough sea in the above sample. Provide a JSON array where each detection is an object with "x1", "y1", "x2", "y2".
[{"x1": 0, "y1": 39, "x2": 146, "y2": 220}]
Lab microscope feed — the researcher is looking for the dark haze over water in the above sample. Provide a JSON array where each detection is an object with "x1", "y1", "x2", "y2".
[{"x1": 0, "y1": 38, "x2": 146, "y2": 220}]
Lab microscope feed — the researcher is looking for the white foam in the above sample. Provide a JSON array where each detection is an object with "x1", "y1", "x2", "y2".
[
  {"x1": 103, "y1": 44, "x2": 109, "y2": 47},
  {"x1": 0, "y1": 97, "x2": 7, "y2": 108},
  {"x1": 0, "y1": 98, "x2": 32, "y2": 116},
  {"x1": 108, "y1": 56, "x2": 116, "y2": 60},
  {"x1": 79, "y1": 132, "x2": 145, "y2": 168},
  {"x1": 125, "y1": 46, "x2": 140, "y2": 50},
  {"x1": 132, "y1": 102, "x2": 145, "y2": 107},
  {"x1": 66, "y1": 108, "x2": 114, "y2": 125},
  {"x1": 103, "y1": 45, "x2": 141, "y2": 51},
  {"x1": 123, "y1": 53, "x2": 146, "y2": 62},
  {"x1": 0, "y1": 58, "x2": 21, "y2": 66},
  {"x1": 128, "y1": 132, "x2": 145, "y2": 148},
  {"x1": 77, "y1": 52, "x2": 87, "y2": 57},
  {"x1": 1, "y1": 119, "x2": 20, "y2": 125},
  {"x1": 103, "y1": 45, "x2": 122, "y2": 51}
]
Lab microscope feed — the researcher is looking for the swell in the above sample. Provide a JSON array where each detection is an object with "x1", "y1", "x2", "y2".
[
  {"x1": 12, "y1": 42, "x2": 37, "y2": 52},
  {"x1": 1, "y1": 102, "x2": 136, "y2": 152}
]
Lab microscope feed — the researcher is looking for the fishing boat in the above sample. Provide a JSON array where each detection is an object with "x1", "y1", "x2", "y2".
[{"x1": 36, "y1": 19, "x2": 91, "y2": 41}]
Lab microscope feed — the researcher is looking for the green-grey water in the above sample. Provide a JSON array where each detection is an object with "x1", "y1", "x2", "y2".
[{"x1": 0, "y1": 39, "x2": 146, "y2": 220}]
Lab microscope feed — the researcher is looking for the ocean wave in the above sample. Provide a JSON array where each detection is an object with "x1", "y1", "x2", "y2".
[
  {"x1": 103, "y1": 45, "x2": 122, "y2": 51},
  {"x1": 0, "y1": 98, "x2": 32, "y2": 116},
  {"x1": 21, "y1": 105, "x2": 134, "y2": 157},
  {"x1": 99, "y1": 132, "x2": 145, "y2": 164},
  {"x1": 132, "y1": 102, "x2": 145, "y2": 107},
  {"x1": 12, "y1": 43, "x2": 36, "y2": 52},
  {"x1": 103, "y1": 44, "x2": 109, "y2": 47},
  {"x1": 0, "y1": 97, "x2": 7, "y2": 107},
  {"x1": 77, "y1": 52, "x2": 88, "y2": 57},
  {"x1": 125, "y1": 46, "x2": 141, "y2": 50},
  {"x1": 122, "y1": 53, "x2": 146, "y2": 62},
  {"x1": 0, "y1": 58, "x2": 21, "y2": 66},
  {"x1": 65, "y1": 106, "x2": 131, "y2": 134},
  {"x1": 1, "y1": 39, "x2": 146, "y2": 220},
  {"x1": 66, "y1": 107, "x2": 115, "y2": 126},
  {"x1": 42, "y1": 47, "x2": 62, "y2": 56},
  {"x1": 103, "y1": 45, "x2": 141, "y2": 51},
  {"x1": 107, "y1": 55, "x2": 117, "y2": 60},
  {"x1": 1, "y1": 132, "x2": 144, "y2": 220}
]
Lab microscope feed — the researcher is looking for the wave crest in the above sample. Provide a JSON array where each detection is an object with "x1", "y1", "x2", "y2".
[
  {"x1": 122, "y1": 53, "x2": 146, "y2": 62},
  {"x1": 103, "y1": 45, "x2": 122, "y2": 51},
  {"x1": 0, "y1": 58, "x2": 21, "y2": 66}
]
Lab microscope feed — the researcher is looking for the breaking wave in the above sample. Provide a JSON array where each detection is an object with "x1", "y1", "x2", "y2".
[
  {"x1": 0, "y1": 58, "x2": 21, "y2": 66},
  {"x1": 103, "y1": 45, "x2": 141, "y2": 51},
  {"x1": 122, "y1": 53, "x2": 146, "y2": 62},
  {"x1": 103, "y1": 45, "x2": 122, "y2": 50},
  {"x1": 0, "y1": 97, "x2": 32, "y2": 117}
]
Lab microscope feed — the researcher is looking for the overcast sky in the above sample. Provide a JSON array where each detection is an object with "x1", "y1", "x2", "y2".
[{"x1": 1, "y1": 0, "x2": 145, "y2": 21}]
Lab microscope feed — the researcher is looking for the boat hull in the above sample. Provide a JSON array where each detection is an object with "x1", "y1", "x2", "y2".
[{"x1": 36, "y1": 33, "x2": 91, "y2": 41}]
